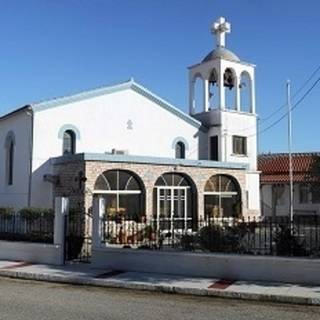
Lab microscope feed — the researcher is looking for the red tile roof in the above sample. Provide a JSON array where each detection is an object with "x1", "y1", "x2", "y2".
[{"x1": 258, "y1": 153, "x2": 320, "y2": 184}]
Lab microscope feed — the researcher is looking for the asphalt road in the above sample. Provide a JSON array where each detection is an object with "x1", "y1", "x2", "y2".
[{"x1": 0, "y1": 277, "x2": 319, "y2": 320}]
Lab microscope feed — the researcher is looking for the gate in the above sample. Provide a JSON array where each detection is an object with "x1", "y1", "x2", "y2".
[{"x1": 64, "y1": 210, "x2": 92, "y2": 263}]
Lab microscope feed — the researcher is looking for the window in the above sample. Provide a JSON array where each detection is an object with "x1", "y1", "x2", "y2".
[
  {"x1": 299, "y1": 184, "x2": 309, "y2": 204},
  {"x1": 210, "y1": 136, "x2": 218, "y2": 160},
  {"x1": 63, "y1": 130, "x2": 76, "y2": 155},
  {"x1": 204, "y1": 175, "x2": 241, "y2": 218},
  {"x1": 175, "y1": 141, "x2": 185, "y2": 159},
  {"x1": 94, "y1": 170, "x2": 144, "y2": 221},
  {"x1": 232, "y1": 136, "x2": 247, "y2": 155},
  {"x1": 5, "y1": 131, "x2": 15, "y2": 186},
  {"x1": 312, "y1": 188, "x2": 320, "y2": 204},
  {"x1": 7, "y1": 141, "x2": 14, "y2": 185}
]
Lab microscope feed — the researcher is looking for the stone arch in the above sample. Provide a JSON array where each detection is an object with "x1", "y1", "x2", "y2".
[
  {"x1": 58, "y1": 124, "x2": 81, "y2": 140},
  {"x1": 171, "y1": 136, "x2": 190, "y2": 150}
]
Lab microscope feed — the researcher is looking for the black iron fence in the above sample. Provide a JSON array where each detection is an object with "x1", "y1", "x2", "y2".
[
  {"x1": 64, "y1": 210, "x2": 92, "y2": 263},
  {"x1": 0, "y1": 213, "x2": 54, "y2": 243},
  {"x1": 101, "y1": 216, "x2": 320, "y2": 257}
]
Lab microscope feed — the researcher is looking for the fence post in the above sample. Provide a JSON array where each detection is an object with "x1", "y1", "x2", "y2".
[
  {"x1": 92, "y1": 196, "x2": 105, "y2": 249},
  {"x1": 54, "y1": 197, "x2": 69, "y2": 264}
]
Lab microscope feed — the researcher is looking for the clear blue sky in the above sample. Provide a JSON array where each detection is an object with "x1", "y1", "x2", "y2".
[{"x1": 0, "y1": 0, "x2": 319, "y2": 154}]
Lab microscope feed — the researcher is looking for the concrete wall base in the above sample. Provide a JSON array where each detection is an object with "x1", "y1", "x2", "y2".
[
  {"x1": 92, "y1": 247, "x2": 320, "y2": 286},
  {"x1": 0, "y1": 241, "x2": 64, "y2": 265}
]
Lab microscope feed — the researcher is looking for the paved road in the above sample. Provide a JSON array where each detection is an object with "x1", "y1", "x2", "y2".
[{"x1": 0, "y1": 277, "x2": 319, "y2": 320}]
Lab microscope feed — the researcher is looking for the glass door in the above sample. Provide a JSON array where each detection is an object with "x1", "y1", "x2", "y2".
[
  {"x1": 158, "y1": 188, "x2": 172, "y2": 231},
  {"x1": 157, "y1": 187, "x2": 189, "y2": 232}
]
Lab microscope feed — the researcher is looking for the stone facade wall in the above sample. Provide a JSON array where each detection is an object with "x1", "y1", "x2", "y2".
[
  {"x1": 53, "y1": 159, "x2": 258, "y2": 218},
  {"x1": 87, "y1": 161, "x2": 253, "y2": 218},
  {"x1": 52, "y1": 161, "x2": 86, "y2": 210}
]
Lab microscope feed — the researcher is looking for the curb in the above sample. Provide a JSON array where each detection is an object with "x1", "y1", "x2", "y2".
[{"x1": 0, "y1": 269, "x2": 319, "y2": 306}]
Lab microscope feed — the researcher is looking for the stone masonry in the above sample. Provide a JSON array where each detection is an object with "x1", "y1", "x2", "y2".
[{"x1": 53, "y1": 157, "x2": 258, "y2": 219}]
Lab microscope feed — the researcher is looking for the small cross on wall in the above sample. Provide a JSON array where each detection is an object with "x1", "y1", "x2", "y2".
[
  {"x1": 211, "y1": 17, "x2": 231, "y2": 48},
  {"x1": 127, "y1": 119, "x2": 133, "y2": 130}
]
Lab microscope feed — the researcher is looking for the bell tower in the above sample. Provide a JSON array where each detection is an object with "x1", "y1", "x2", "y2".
[{"x1": 189, "y1": 17, "x2": 257, "y2": 171}]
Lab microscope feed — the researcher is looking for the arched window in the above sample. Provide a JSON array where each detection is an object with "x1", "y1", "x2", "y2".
[
  {"x1": 5, "y1": 131, "x2": 15, "y2": 185},
  {"x1": 224, "y1": 68, "x2": 237, "y2": 110},
  {"x1": 239, "y1": 71, "x2": 252, "y2": 112},
  {"x1": 8, "y1": 141, "x2": 14, "y2": 185},
  {"x1": 153, "y1": 173, "x2": 197, "y2": 231},
  {"x1": 94, "y1": 170, "x2": 145, "y2": 221},
  {"x1": 175, "y1": 141, "x2": 185, "y2": 159},
  {"x1": 204, "y1": 175, "x2": 241, "y2": 218},
  {"x1": 63, "y1": 130, "x2": 76, "y2": 155}
]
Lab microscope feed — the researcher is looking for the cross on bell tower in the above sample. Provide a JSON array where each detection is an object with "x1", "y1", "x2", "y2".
[{"x1": 211, "y1": 17, "x2": 231, "y2": 48}]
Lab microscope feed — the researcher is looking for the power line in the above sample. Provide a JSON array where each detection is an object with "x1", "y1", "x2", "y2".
[
  {"x1": 259, "y1": 64, "x2": 320, "y2": 122},
  {"x1": 252, "y1": 76, "x2": 320, "y2": 137},
  {"x1": 235, "y1": 64, "x2": 320, "y2": 134}
]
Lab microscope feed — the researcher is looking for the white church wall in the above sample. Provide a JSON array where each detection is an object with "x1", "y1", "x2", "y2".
[
  {"x1": 246, "y1": 172, "x2": 260, "y2": 212},
  {"x1": 31, "y1": 88, "x2": 200, "y2": 207},
  {"x1": 30, "y1": 158, "x2": 53, "y2": 208},
  {"x1": 221, "y1": 110, "x2": 257, "y2": 170},
  {"x1": 0, "y1": 111, "x2": 31, "y2": 208}
]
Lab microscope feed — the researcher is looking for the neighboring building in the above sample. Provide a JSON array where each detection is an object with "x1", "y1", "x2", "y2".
[
  {"x1": 0, "y1": 17, "x2": 260, "y2": 225},
  {"x1": 259, "y1": 152, "x2": 320, "y2": 217}
]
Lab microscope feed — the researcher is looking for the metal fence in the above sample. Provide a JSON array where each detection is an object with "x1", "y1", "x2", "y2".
[
  {"x1": 0, "y1": 213, "x2": 54, "y2": 243},
  {"x1": 101, "y1": 216, "x2": 320, "y2": 257}
]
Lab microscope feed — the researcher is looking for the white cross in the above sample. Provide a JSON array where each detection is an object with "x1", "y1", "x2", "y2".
[{"x1": 211, "y1": 17, "x2": 231, "y2": 48}]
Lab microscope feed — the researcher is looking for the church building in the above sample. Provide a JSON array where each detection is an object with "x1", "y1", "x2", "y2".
[{"x1": 0, "y1": 17, "x2": 260, "y2": 225}]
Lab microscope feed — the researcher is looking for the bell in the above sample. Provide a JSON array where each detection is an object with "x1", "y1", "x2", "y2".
[{"x1": 224, "y1": 74, "x2": 234, "y2": 89}]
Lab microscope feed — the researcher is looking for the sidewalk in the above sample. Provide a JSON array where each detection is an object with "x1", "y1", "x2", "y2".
[{"x1": 0, "y1": 260, "x2": 319, "y2": 306}]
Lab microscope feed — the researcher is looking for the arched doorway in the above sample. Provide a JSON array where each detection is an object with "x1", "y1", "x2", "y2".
[
  {"x1": 94, "y1": 169, "x2": 145, "y2": 222},
  {"x1": 153, "y1": 173, "x2": 197, "y2": 231},
  {"x1": 204, "y1": 174, "x2": 241, "y2": 218}
]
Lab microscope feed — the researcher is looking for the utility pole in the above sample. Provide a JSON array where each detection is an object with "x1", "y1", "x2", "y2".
[{"x1": 287, "y1": 80, "x2": 294, "y2": 224}]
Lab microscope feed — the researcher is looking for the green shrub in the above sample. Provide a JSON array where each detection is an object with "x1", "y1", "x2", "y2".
[
  {"x1": 199, "y1": 225, "x2": 241, "y2": 253},
  {"x1": 19, "y1": 207, "x2": 54, "y2": 221},
  {"x1": 275, "y1": 225, "x2": 306, "y2": 256},
  {"x1": 0, "y1": 207, "x2": 14, "y2": 220},
  {"x1": 180, "y1": 233, "x2": 197, "y2": 251}
]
